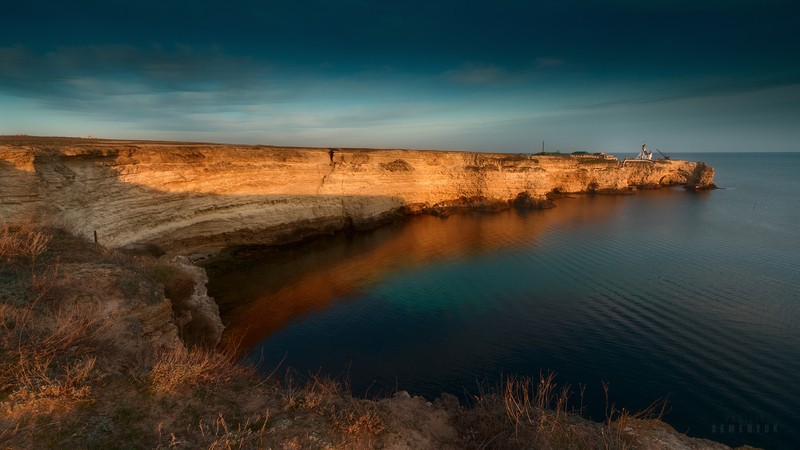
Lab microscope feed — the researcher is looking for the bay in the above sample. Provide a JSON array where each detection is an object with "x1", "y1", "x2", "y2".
[{"x1": 206, "y1": 153, "x2": 800, "y2": 449}]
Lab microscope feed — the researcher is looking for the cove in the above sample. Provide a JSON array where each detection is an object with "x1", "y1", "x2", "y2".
[{"x1": 205, "y1": 153, "x2": 800, "y2": 449}]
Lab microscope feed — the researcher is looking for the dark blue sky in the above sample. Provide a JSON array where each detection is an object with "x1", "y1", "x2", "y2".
[{"x1": 2, "y1": 1, "x2": 799, "y2": 152}]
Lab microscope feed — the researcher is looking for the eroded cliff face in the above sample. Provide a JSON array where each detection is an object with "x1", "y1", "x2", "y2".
[{"x1": 0, "y1": 137, "x2": 715, "y2": 254}]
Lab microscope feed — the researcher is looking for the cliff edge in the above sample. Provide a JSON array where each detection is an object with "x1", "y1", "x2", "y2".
[{"x1": 0, "y1": 137, "x2": 715, "y2": 255}]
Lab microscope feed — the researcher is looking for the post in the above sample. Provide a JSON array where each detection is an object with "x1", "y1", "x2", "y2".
[
  {"x1": 94, "y1": 230, "x2": 98, "y2": 245},
  {"x1": 541, "y1": 141, "x2": 545, "y2": 153}
]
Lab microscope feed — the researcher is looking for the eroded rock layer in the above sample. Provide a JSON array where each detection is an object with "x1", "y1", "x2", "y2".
[{"x1": 1, "y1": 137, "x2": 715, "y2": 253}]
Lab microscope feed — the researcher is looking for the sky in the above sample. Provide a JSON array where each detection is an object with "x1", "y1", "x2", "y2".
[{"x1": 1, "y1": 0, "x2": 799, "y2": 153}]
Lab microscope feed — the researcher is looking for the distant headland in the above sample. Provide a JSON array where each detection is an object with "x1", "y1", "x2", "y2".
[{"x1": 0, "y1": 136, "x2": 716, "y2": 257}]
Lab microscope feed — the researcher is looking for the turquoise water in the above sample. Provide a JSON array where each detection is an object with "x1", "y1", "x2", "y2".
[{"x1": 207, "y1": 153, "x2": 800, "y2": 449}]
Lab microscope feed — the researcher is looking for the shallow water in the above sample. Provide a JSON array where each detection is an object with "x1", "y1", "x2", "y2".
[{"x1": 206, "y1": 153, "x2": 800, "y2": 448}]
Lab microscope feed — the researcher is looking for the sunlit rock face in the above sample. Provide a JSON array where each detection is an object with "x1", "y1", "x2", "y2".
[{"x1": 0, "y1": 137, "x2": 715, "y2": 254}]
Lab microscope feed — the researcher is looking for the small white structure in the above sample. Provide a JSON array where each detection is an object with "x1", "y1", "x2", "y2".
[
  {"x1": 635, "y1": 144, "x2": 653, "y2": 161},
  {"x1": 622, "y1": 144, "x2": 654, "y2": 165},
  {"x1": 598, "y1": 152, "x2": 618, "y2": 161}
]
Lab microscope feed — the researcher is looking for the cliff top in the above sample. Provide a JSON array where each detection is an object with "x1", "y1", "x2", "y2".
[{"x1": 0, "y1": 135, "x2": 618, "y2": 159}]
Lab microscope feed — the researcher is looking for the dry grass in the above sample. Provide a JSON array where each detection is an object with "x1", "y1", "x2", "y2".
[
  {"x1": 1, "y1": 223, "x2": 58, "y2": 298},
  {"x1": 502, "y1": 372, "x2": 573, "y2": 435},
  {"x1": 280, "y1": 370, "x2": 385, "y2": 448},
  {"x1": 597, "y1": 381, "x2": 670, "y2": 450},
  {"x1": 149, "y1": 346, "x2": 252, "y2": 395},
  {"x1": 340, "y1": 407, "x2": 385, "y2": 440},
  {"x1": 0, "y1": 223, "x2": 50, "y2": 263},
  {"x1": 194, "y1": 413, "x2": 271, "y2": 449},
  {"x1": 0, "y1": 225, "x2": 114, "y2": 446},
  {"x1": 1, "y1": 224, "x2": 54, "y2": 293},
  {"x1": 7, "y1": 355, "x2": 96, "y2": 416},
  {"x1": 458, "y1": 373, "x2": 670, "y2": 450},
  {"x1": 139, "y1": 368, "x2": 385, "y2": 450}
]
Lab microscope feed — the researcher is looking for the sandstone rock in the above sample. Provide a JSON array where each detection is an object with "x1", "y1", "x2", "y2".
[
  {"x1": 0, "y1": 137, "x2": 716, "y2": 255},
  {"x1": 172, "y1": 255, "x2": 225, "y2": 347}
]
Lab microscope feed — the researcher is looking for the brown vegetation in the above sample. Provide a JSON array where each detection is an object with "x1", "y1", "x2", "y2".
[{"x1": 454, "y1": 373, "x2": 667, "y2": 450}]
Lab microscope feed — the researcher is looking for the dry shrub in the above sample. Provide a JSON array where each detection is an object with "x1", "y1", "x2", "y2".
[
  {"x1": 280, "y1": 370, "x2": 339, "y2": 412},
  {"x1": 1, "y1": 243, "x2": 112, "y2": 438},
  {"x1": 149, "y1": 347, "x2": 249, "y2": 395},
  {"x1": 503, "y1": 372, "x2": 573, "y2": 435},
  {"x1": 599, "y1": 382, "x2": 669, "y2": 449},
  {"x1": 0, "y1": 225, "x2": 19, "y2": 262},
  {"x1": 8, "y1": 355, "x2": 96, "y2": 415},
  {"x1": 35, "y1": 304, "x2": 112, "y2": 358},
  {"x1": 0, "y1": 224, "x2": 52, "y2": 284},
  {"x1": 305, "y1": 398, "x2": 386, "y2": 449},
  {"x1": 190, "y1": 413, "x2": 274, "y2": 450},
  {"x1": 300, "y1": 372, "x2": 340, "y2": 410},
  {"x1": 499, "y1": 373, "x2": 583, "y2": 448},
  {"x1": 2, "y1": 335, "x2": 102, "y2": 424},
  {"x1": 342, "y1": 408, "x2": 384, "y2": 437},
  {"x1": 1, "y1": 301, "x2": 112, "y2": 422},
  {"x1": 460, "y1": 374, "x2": 670, "y2": 450},
  {"x1": 461, "y1": 373, "x2": 614, "y2": 450},
  {"x1": 280, "y1": 370, "x2": 384, "y2": 447},
  {"x1": 281, "y1": 436, "x2": 303, "y2": 450}
]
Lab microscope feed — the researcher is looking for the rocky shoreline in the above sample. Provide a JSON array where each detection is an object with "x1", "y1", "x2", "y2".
[
  {"x1": 0, "y1": 136, "x2": 718, "y2": 349},
  {"x1": 1, "y1": 136, "x2": 715, "y2": 258}
]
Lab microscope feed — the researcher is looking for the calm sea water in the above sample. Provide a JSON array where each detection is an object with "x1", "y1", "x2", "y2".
[{"x1": 206, "y1": 153, "x2": 800, "y2": 449}]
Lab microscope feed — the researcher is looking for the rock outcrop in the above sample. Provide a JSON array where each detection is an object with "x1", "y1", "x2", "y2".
[
  {"x1": 171, "y1": 255, "x2": 225, "y2": 346},
  {"x1": 0, "y1": 137, "x2": 715, "y2": 254}
]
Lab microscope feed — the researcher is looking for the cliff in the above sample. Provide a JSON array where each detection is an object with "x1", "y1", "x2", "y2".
[{"x1": 0, "y1": 136, "x2": 715, "y2": 255}]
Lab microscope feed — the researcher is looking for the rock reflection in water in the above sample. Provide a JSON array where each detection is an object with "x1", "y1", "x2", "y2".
[{"x1": 206, "y1": 194, "x2": 628, "y2": 354}]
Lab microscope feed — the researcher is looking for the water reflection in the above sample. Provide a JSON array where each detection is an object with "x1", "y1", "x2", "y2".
[{"x1": 206, "y1": 194, "x2": 629, "y2": 354}]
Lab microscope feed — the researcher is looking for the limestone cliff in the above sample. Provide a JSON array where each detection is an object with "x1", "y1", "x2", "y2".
[{"x1": 0, "y1": 137, "x2": 715, "y2": 254}]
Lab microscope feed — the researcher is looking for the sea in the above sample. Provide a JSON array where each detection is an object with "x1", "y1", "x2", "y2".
[{"x1": 205, "y1": 153, "x2": 800, "y2": 449}]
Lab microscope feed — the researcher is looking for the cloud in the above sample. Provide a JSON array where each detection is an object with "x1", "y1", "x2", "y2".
[
  {"x1": 0, "y1": 44, "x2": 316, "y2": 135},
  {"x1": 0, "y1": 44, "x2": 278, "y2": 104},
  {"x1": 441, "y1": 62, "x2": 507, "y2": 86},
  {"x1": 0, "y1": 44, "x2": 459, "y2": 142},
  {"x1": 533, "y1": 57, "x2": 565, "y2": 69},
  {"x1": 440, "y1": 58, "x2": 569, "y2": 87},
  {"x1": 564, "y1": 74, "x2": 800, "y2": 114}
]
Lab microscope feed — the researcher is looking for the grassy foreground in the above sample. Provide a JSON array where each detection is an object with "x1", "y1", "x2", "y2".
[{"x1": 0, "y1": 224, "x2": 755, "y2": 449}]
